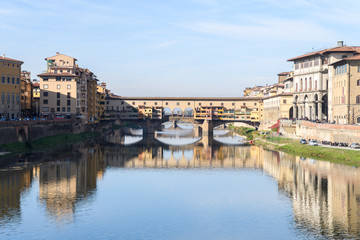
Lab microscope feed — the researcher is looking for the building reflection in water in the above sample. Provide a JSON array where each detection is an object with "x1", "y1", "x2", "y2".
[
  {"x1": 0, "y1": 141, "x2": 360, "y2": 238},
  {"x1": 262, "y1": 150, "x2": 360, "y2": 239},
  {"x1": 0, "y1": 167, "x2": 33, "y2": 225},
  {"x1": 37, "y1": 143, "x2": 106, "y2": 224}
]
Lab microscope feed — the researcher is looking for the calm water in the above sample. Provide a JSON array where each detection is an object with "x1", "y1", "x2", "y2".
[{"x1": 1, "y1": 130, "x2": 360, "y2": 239}]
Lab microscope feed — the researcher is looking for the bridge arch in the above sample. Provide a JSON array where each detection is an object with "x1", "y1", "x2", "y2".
[
  {"x1": 184, "y1": 107, "x2": 194, "y2": 117},
  {"x1": 172, "y1": 107, "x2": 184, "y2": 116}
]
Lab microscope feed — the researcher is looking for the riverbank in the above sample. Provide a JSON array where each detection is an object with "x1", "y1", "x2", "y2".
[
  {"x1": 228, "y1": 126, "x2": 360, "y2": 167},
  {"x1": 255, "y1": 137, "x2": 360, "y2": 167},
  {"x1": 0, "y1": 132, "x2": 100, "y2": 158}
]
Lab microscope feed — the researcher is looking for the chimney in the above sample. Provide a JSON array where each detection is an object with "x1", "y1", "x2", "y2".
[
  {"x1": 2, "y1": 54, "x2": 5, "y2": 58},
  {"x1": 337, "y1": 41, "x2": 344, "y2": 47},
  {"x1": 56, "y1": 52, "x2": 60, "y2": 55}
]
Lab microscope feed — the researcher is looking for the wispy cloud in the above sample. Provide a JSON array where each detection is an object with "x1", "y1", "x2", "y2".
[
  {"x1": 183, "y1": 17, "x2": 335, "y2": 42},
  {"x1": 153, "y1": 41, "x2": 178, "y2": 49}
]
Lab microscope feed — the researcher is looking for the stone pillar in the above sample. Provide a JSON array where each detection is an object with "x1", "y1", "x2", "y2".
[
  {"x1": 293, "y1": 103, "x2": 297, "y2": 119},
  {"x1": 317, "y1": 101, "x2": 322, "y2": 121},
  {"x1": 310, "y1": 102, "x2": 316, "y2": 120},
  {"x1": 302, "y1": 103, "x2": 306, "y2": 119}
]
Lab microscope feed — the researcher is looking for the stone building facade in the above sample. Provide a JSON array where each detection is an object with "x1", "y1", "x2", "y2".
[
  {"x1": 288, "y1": 41, "x2": 360, "y2": 122},
  {"x1": 263, "y1": 93, "x2": 293, "y2": 124},
  {"x1": 330, "y1": 55, "x2": 360, "y2": 124}
]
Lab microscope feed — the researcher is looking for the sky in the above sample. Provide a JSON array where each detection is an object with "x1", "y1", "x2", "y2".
[{"x1": 1, "y1": 0, "x2": 360, "y2": 97}]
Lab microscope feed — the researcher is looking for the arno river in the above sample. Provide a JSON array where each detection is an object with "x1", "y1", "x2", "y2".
[{"x1": 1, "y1": 127, "x2": 360, "y2": 240}]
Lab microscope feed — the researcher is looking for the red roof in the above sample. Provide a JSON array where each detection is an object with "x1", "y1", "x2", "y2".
[
  {"x1": 37, "y1": 72, "x2": 77, "y2": 77},
  {"x1": 0, "y1": 56, "x2": 23, "y2": 64},
  {"x1": 288, "y1": 46, "x2": 360, "y2": 61}
]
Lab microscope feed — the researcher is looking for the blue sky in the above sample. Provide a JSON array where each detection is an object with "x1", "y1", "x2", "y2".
[{"x1": 1, "y1": 0, "x2": 360, "y2": 97}]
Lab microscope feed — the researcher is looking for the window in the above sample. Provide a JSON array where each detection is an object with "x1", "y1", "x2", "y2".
[
  {"x1": 254, "y1": 103, "x2": 257, "y2": 106},
  {"x1": 309, "y1": 77, "x2": 312, "y2": 90},
  {"x1": 56, "y1": 76, "x2": 61, "y2": 81},
  {"x1": 357, "y1": 80, "x2": 360, "y2": 86},
  {"x1": 155, "y1": 102, "x2": 157, "y2": 105},
  {"x1": 42, "y1": 107, "x2": 49, "y2": 112},
  {"x1": 16, "y1": 78, "x2": 19, "y2": 84},
  {"x1": 1, "y1": 76, "x2": 4, "y2": 83},
  {"x1": 43, "y1": 78, "x2": 48, "y2": 81},
  {"x1": 62, "y1": 107, "x2": 66, "y2": 112},
  {"x1": 188, "y1": 102, "x2": 191, "y2": 106},
  {"x1": 305, "y1": 78, "x2": 307, "y2": 91},
  {"x1": 57, "y1": 107, "x2": 60, "y2": 112},
  {"x1": 283, "y1": 100, "x2": 287, "y2": 104},
  {"x1": 43, "y1": 99, "x2": 48, "y2": 104},
  {"x1": 7, "y1": 77, "x2": 10, "y2": 83},
  {"x1": 16, "y1": 94, "x2": 19, "y2": 103},
  {"x1": 57, "y1": 92, "x2": 60, "y2": 98},
  {"x1": 67, "y1": 107, "x2": 71, "y2": 112},
  {"x1": 357, "y1": 96, "x2": 360, "y2": 104},
  {"x1": 132, "y1": 102, "x2": 135, "y2": 105},
  {"x1": 165, "y1": 102, "x2": 168, "y2": 105},
  {"x1": 210, "y1": 103, "x2": 212, "y2": 106},
  {"x1": 66, "y1": 78, "x2": 71, "y2": 81},
  {"x1": 243, "y1": 103, "x2": 246, "y2": 106},
  {"x1": 67, "y1": 84, "x2": 71, "y2": 89},
  {"x1": 12, "y1": 77, "x2": 15, "y2": 84},
  {"x1": 177, "y1": 102, "x2": 180, "y2": 106},
  {"x1": 57, "y1": 100, "x2": 60, "y2": 106},
  {"x1": 67, "y1": 100, "x2": 71, "y2": 106},
  {"x1": 144, "y1": 102, "x2": 146, "y2": 105},
  {"x1": 358, "y1": 65, "x2": 360, "y2": 72},
  {"x1": 57, "y1": 84, "x2": 60, "y2": 89},
  {"x1": 221, "y1": 103, "x2": 224, "y2": 106},
  {"x1": 199, "y1": 103, "x2": 202, "y2": 106},
  {"x1": 43, "y1": 91, "x2": 48, "y2": 97},
  {"x1": 43, "y1": 84, "x2": 48, "y2": 89}
]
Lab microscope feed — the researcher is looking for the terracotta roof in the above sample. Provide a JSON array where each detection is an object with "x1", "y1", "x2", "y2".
[
  {"x1": 277, "y1": 72, "x2": 290, "y2": 76},
  {"x1": 263, "y1": 92, "x2": 293, "y2": 100},
  {"x1": 0, "y1": 56, "x2": 23, "y2": 64},
  {"x1": 37, "y1": 72, "x2": 77, "y2": 77},
  {"x1": 328, "y1": 54, "x2": 360, "y2": 66},
  {"x1": 32, "y1": 83, "x2": 40, "y2": 87},
  {"x1": 287, "y1": 46, "x2": 360, "y2": 61}
]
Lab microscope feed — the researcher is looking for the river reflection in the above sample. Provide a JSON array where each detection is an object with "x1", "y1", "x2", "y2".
[{"x1": 0, "y1": 137, "x2": 360, "y2": 239}]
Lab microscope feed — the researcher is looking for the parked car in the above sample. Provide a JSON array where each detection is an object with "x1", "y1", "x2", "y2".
[
  {"x1": 309, "y1": 140, "x2": 318, "y2": 146},
  {"x1": 300, "y1": 139, "x2": 307, "y2": 144},
  {"x1": 350, "y1": 143, "x2": 360, "y2": 149}
]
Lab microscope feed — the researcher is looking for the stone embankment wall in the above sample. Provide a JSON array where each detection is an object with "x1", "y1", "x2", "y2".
[
  {"x1": 279, "y1": 120, "x2": 360, "y2": 144},
  {"x1": 0, "y1": 120, "x2": 87, "y2": 145}
]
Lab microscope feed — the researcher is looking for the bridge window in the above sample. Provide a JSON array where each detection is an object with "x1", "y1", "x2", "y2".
[
  {"x1": 232, "y1": 103, "x2": 234, "y2": 106},
  {"x1": 188, "y1": 102, "x2": 190, "y2": 105},
  {"x1": 121, "y1": 101, "x2": 124, "y2": 105},
  {"x1": 243, "y1": 103, "x2": 246, "y2": 106},
  {"x1": 221, "y1": 103, "x2": 224, "y2": 106},
  {"x1": 166, "y1": 102, "x2": 168, "y2": 105},
  {"x1": 155, "y1": 102, "x2": 157, "y2": 105},
  {"x1": 254, "y1": 103, "x2": 257, "y2": 106},
  {"x1": 144, "y1": 102, "x2": 146, "y2": 105},
  {"x1": 199, "y1": 103, "x2": 201, "y2": 106},
  {"x1": 132, "y1": 102, "x2": 135, "y2": 105},
  {"x1": 177, "y1": 102, "x2": 180, "y2": 106}
]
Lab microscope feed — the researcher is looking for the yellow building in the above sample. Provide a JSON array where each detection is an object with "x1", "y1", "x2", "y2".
[
  {"x1": 0, "y1": 55, "x2": 23, "y2": 119},
  {"x1": 263, "y1": 93, "x2": 293, "y2": 124},
  {"x1": 330, "y1": 55, "x2": 360, "y2": 124},
  {"x1": 96, "y1": 83, "x2": 107, "y2": 121}
]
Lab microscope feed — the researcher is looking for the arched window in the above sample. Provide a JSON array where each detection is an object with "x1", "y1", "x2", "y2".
[
  {"x1": 356, "y1": 95, "x2": 360, "y2": 104},
  {"x1": 305, "y1": 78, "x2": 307, "y2": 91},
  {"x1": 357, "y1": 79, "x2": 360, "y2": 86},
  {"x1": 300, "y1": 79, "x2": 303, "y2": 91},
  {"x1": 357, "y1": 117, "x2": 360, "y2": 123}
]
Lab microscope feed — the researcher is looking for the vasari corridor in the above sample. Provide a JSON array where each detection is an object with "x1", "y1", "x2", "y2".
[{"x1": 1, "y1": 0, "x2": 360, "y2": 239}]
